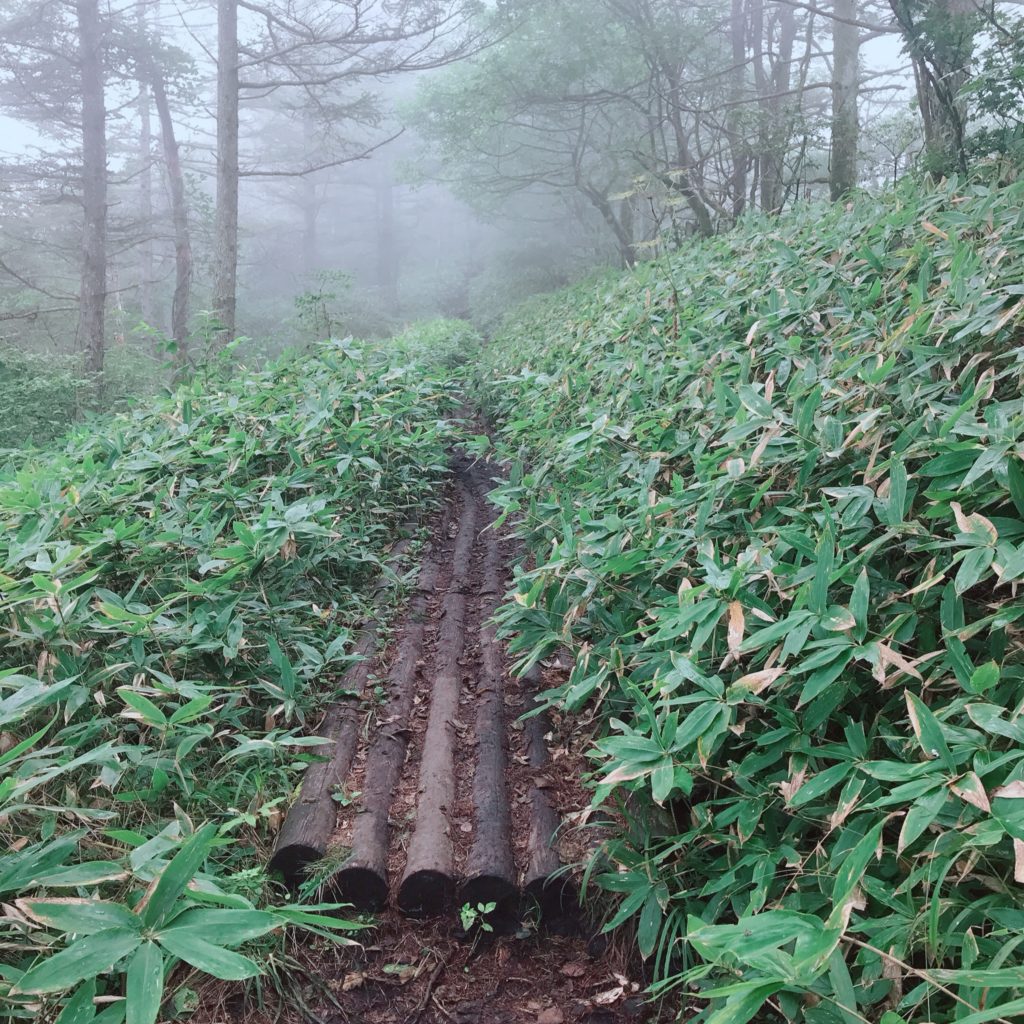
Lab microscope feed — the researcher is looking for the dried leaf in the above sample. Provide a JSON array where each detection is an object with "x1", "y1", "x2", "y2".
[
  {"x1": 993, "y1": 780, "x2": 1024, "y2": 800},
  {"x1": 727, "y1": 601, "x2": 745, "y2": 658},
  {"x1": 592, "y1": 986, "x2": 625, "y2": 1007},
  {"x1": 732, "y1": 667, "x2": 785, "y2": 696},
  {"x1": 950, "y1": 772, "x2": 990, "y2": 813}
]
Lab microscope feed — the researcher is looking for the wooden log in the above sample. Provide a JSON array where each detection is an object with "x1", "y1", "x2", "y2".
[
  {"x1": 327, "y1": 590, "x2": 431, "y2": 910},
  {"x1": 457, "y1": 529, "x2": 517, "y2": 928},
  {"x1": 397, "y1": 491, "x2": 479, "y2": 918},
  {"x1": 521, "y1": 667, "x2": 577, "y2": 923},
  {"x1": 395, "y1": 590, "x2": 469, "y2": 917},
  {"x1": 268, "y1": 528, "x2": 418, "y2": 890}
]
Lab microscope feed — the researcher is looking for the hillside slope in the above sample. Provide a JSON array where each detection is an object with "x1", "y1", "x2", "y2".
[
  {"x1": 477, "y1": 177, "x2": 1024, "y2": 1023},
  {"x1": 0, "y1": 338, "x2": 461, "y2": 1017}
]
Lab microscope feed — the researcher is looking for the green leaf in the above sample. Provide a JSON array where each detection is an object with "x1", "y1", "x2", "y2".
[
  {"x1": 16, "y1": 929, "x2": 142, "y2": 994},
  {"x1": 704, "y1": 983, "x2": 783, "y2": 1024},
  {"x1": 886, "y1": 459, "x2": 907, "y2": 525},
  {"x1": 33, "y1": 863, "x2": 128, "y2": 888},
  {"x1": 955, "y1": 546, "x2": 994, "y2": 594},
  {"x1": 17, "y1": 899, "x2": 141, "y2": 936},
  {"x1": 953, "y1": 997, "x2": 1024, "y2": 1024},
  {"x1": 905, "y1": 692, "x2": 953, "y2": 770},
  {"x1": 850, "y1": 568, "x2": 869, "y2": 639},
  {"x1": 636, "y1": 889, "x2": 662, "y2": 960},
  {"x1": 54, "y1": 979, "x2": 98, "y2": 1024},
  {"x1": 788, "y1": 762, "x2": 851, "y2": 808},
  {"x1": 1008, "y1": 457, "x2": 1024, "y2": 519},
  {"x1": 141, "y1": 823, "x2": 218, "y2": 929},
  {"x1": 156, "y1": 932, "x2": 262, "y2": 981},
  {"x1": 126, "y1": 942, "x2": 163, "y2": 1024},
  {"x1": 966, "y1": 661, "x2": 999, "y2": 695},
  {"x1": 117, "y1": 689, "x2": 166, "y2": 728},
  {"x1": 158, "y1": 909, "x2": 278, "y2": 946},
  {"x1": 828, "y1": 948, "x2": 862, "y2": 1024},
  {"x1": 898, "y1": 786, "x2": 948, "y2": 853},
  {"x1": 828, "y1": 822, "x2": 883, "y2": 929}
]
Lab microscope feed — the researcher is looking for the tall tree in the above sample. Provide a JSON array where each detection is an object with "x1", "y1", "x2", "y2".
[
  {"x1": 149, "y1": 64, "x2": 192, "y2": 366},
  {"x1": 888, "y1": 0, "x2": 978, "y2": 174},
  {"x1": 213, "y1": 0, "x2": 239, "y2": 342},
  {"x1": 830, "y1": 0, "x2": 860, "y2": 198},
  {"x1": 210, "y1": 0, "x2": 484, "y2": 344},
  {"x1": 136, "y1": 2, "x2": 158, "y2": 332},
  {"x1": 76, "y1": 0, "x2": 107, "y2": 374},
  {"x1": 729, "y1": 0, "x2": 750, "y2": 218}
]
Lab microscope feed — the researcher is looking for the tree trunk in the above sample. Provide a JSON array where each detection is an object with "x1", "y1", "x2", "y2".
[
  {"x1": 213, "y1": 0, "x2": 239, "y2": 343},
  {"x1": 729, "y1": 0, "x2": 749, "y2": 218},
  {"x1": 830, "y1": 0, "x2": 860, "y2": 200},
  {"x1": 151, "y1": 68, "x2": 192, "y2": 369},
  {"x1": 581, "y1": 184, "x2": 636, "y2": 268},
  {"x1": 138, "y1": 89, "x2": 158, "y2": 332},
  {"x1": 77, "y1": 0, "x2": 107, "y2": 376},
  {"x1": 757, "y1": 2, "x2": 796, "y2": 214},
  {"x1": 888, "y1": 0, "x2": 975, "y2": 175}
]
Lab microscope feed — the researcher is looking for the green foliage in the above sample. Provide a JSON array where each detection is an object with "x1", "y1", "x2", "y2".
[
  {"x1": 459, "y1": 901, "x2": 496, "y2": 934},
  {"x1": 966, "y1": 13, "x2": 1024, "y2": 162},
  {"x1": 477, "y1": 177, "x2": 1024, "y2": 1022},
  {"x1": 290, "y1": 271, "x2": 401, "y2": 345},
  {"x1": 387, "y1": 318, "x2": 482, "y2": 368},
  {"x1": 0, "y1": 345, "x2": 162, "y2": 450},
  {"x1": 0, "y1": 338, "x2": 458, "y2": 1019}
]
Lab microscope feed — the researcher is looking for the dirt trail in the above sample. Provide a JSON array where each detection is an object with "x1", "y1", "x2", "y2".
[{"x1": 264, "y1": 454, "x2": 660, "y2": 1024}]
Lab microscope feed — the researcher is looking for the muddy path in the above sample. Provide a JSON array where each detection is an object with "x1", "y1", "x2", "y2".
[{"x1": 253, "y1": 452, "x2": 665, "y2": 1024}]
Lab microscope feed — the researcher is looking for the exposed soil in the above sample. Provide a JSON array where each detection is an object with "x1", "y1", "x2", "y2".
[{"x1": 203, "y1": 451, "x2": 674, "y2": 1024}]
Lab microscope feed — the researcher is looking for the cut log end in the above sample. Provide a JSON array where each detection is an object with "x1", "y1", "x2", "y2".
[
  {"x1": 268, "y1": 842, "x2": 321, "y2": 891},
  {"x1": 329, "y1": 863, "x2": 389, "y2": 913},
  {"x1": 458, "y1": 874, "x2": 520, "y2": 932},
  {"x1": 397, "y1": 869, "x2": 456, "y2": 919},
  {"x1": 525, "y1": 873, "x2": 579, "y2": 928}
]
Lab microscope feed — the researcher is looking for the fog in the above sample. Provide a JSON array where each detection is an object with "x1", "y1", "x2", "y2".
[{"x1": 0, "y1": 0, "x2": 1014, "y2": 374}]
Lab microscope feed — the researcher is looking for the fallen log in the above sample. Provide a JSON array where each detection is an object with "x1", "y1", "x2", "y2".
[
  {"x1": 457, "y1": 619, "x2": 518, "y2": 924},
  {"x1": 457, "y1": 529, "x2": 517, "y2": 928},
  {"x1": 326, "y1": 610, "x2": 429, "y2": 910},
  {"x1": 268, "y1": 527, "x2": 420, "y2": 890},
  {"x1": 521, "y1": 666, "x2": 577, "y2": 923},
  {"x1": 396, "y1": 490, "x2": 479, "y2": 917},
  {"x1": 395, "y1": 589, "x2": 470, "y2": 917}
]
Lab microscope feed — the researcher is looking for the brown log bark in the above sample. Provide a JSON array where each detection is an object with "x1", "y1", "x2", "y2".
[
  {"x1": 397, "y1": 492, "x2": 479, "y2": 917},
  {"x1": 458, "y1": 529, "x2": 517, "y2": 926},
  {"x1": 327, "y1": 497, "x2": 473, "y2": 910},
  {"x1": 327, "y1": 609, "x2": 430, "y2": 910},
  {"x1": 521, "y1": 667, "x2": 576, "y2": 924},
  {"x1": 269, "y1": 531, "x2": 415, "y2": 889}
]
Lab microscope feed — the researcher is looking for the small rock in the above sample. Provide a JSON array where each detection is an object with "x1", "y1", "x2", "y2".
[
  {"x1": 536, "y1": 1009, "x2": 565, "y2": 1024},
  {"x1": 452, "y1": 1001, "x2": 483, "y2": 1024},
  {"x1": 622, "y1": 995, "x2": 649, "y2": 1019}
]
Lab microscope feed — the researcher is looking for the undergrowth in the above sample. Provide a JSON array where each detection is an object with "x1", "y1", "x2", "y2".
[
  {"x1": 0, "y1": 345, "x2": 163, "y2": 450},
  {"x1": 0, "y1": 335, "x2": 464, "y2": 1022},
  {"x1": 477, "y1": 176, "x2": 1024, "y2": 1023}
]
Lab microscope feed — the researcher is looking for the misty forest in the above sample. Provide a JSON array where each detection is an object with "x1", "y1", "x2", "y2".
[{"x1": 1, "y1": 1, "x2": 1024, "y2": 1022}]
